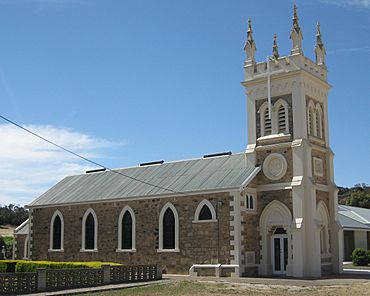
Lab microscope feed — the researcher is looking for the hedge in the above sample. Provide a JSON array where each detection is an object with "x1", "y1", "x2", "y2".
[{"x1": 0, "y1": 260, "x2": 121, "y2": 273}]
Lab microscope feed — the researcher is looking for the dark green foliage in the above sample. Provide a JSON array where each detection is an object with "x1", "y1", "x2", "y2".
[
  {"x1": 0, "y1": 204, "x2": 28, "y2": 226},
  {"x1": 338, "y1": 183, "x2": 370, "y2": 209},
  {"x1": 351, "y1": 248, "x2": 369, "y2": 266},
  {"x1": 0, "y1": 262, "x2": 7, "y2": 273}
]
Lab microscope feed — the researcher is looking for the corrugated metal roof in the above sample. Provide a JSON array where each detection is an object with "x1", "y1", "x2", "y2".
[
  {"x1": 14, "y1": 219, "x2": 29, "y2": 235},
  {"x1": 28, "y1": 153, "x2": 256, "y2": 207},
  {"x1": 338, "y1": 205, "x2": 370, "y2": 225},
  {"x1": 338, "y1": 213, "x2": 370, "y2": 230}
]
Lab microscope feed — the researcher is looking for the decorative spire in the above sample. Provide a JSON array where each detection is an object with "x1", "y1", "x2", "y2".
[
  {"x1": 244, "y1": 18, "x2": 257, "y2": 66},
  {"x1": 290, "y1": 4, "x2": 303, "y2": 55},
  {"x1": 272, "y1": 33, "x2": 279, "y2": 60},
  {"x1": 314, "y1": 22, "x2": 326, "y2": 67}
]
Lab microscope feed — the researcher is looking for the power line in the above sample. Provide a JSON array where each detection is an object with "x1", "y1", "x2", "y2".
[{"x1": 0, "y1": 114, "x2": 186, "y2": 196}]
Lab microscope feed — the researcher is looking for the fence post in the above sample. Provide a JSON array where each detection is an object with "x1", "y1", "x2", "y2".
[
  {"x1": 101, "y1": 265, "x2": 111, "y2": 285},
  {"x1": 37, "y1": 269, "x2": 46, "y2": 292},
  {"x1": 156, "y1": 265, "x2": 162, "y2": 279}
]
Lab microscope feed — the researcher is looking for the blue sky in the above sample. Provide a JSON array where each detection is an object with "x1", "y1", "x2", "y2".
[{"x1": 0, "y1": 0, "x2": 369, "y2": 206}]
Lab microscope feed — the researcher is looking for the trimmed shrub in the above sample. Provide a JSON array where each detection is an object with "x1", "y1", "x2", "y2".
[
  {"x1": 352, "y1": 248, "x2": 369, "y2": 266},
  {"x1": 0, "y1": 262, "x2": 7, "y2": 272},
  {"x1": 0, "y1": 260, "x2": 121, "y2": 272}
]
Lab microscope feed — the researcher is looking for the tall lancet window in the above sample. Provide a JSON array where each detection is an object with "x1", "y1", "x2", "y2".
[
  {"x1": 117, "y1": 206, "x2": 136, "y2": 251},
  {"x1": 50, "y1": 210, "x2": 64, "y2": 251},
  {"x1": 275, "y1": 99, "x2": 289, "y2": 134},
  {"x1": 163, "y1": 209, "x2": 175, "y2": 249},
  {"x1": 85, "y1": 214, "x2": 95, "y2": 249},
  {"x1": 52, "y1": 215, "x2": 62, "y2": 249},
  {"x1": 158, "y1": 202, "x2": 179, "y2": 252},
  {"x1": 81, "y1": 208, "x2": 98, "y2": 251}
]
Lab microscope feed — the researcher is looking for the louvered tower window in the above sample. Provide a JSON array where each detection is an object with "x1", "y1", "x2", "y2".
[
  {"x1": 264, "y1": 108, "x2": 272, "y2": 135},
  {"x1": 308, "y1": 107, "x2": 314, "y2": 135},
  {"x1": 315, "y1": 108, "x2": 322, "y2": 138},
  {"x1": 163, "y1": 208, "x2": 175, "y2": 249},
  {"x1": 52, "y1": 215, "x2": 62, "y2": 249},
  {"x1": 278, "y1": 105, "x2": 287, "y2": 134}
]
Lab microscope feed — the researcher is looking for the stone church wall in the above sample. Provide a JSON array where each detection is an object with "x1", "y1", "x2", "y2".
[
  {"x1": 240, "y1": 189, "x2": 292, "y2": 270},
  {"x1": 31, "y1": 193, "x2": 232, "y2": 274},
  {"x1": 14, "y1": 234, "x2": 27, "y2": 259}
]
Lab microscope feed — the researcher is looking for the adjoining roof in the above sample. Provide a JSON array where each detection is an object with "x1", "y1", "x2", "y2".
[
  {"x1": 338, "y1": 205, "x2": 370, "y2": 225},
  {"x1": 338, "y1": 205, "x2": 370, "y2": 230},
  {"x1": 14, "y1": 219, "x2": 29, "y2": 235},
  {"x1": 28, "y1": 153, "x2": 257, "y2": 208}
]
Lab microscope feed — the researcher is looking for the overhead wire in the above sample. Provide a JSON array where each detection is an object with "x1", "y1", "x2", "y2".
[{"x1": 0, "y1": 114, "x2": 187, "y2": 196}]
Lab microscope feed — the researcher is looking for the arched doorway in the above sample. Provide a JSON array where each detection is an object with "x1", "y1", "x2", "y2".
[{"x1": 259, "y1": 200, "x2": 292, "y2": 276}]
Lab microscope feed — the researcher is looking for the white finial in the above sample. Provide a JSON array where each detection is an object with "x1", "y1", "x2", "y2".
[
  {"x1": 315, "y1": 22, "x2": 326, "y2": 67},
  {"x1": 272, "y1": 33, "x2": 279, "y2": 60},
  {"x1": 244, "y1": 18, "x2": 257, "y2": 66},
  {"x1": 290, "y1": 3, "x2": 303, "y2": 55}
]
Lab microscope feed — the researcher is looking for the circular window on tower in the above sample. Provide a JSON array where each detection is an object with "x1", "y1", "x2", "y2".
[{"x1": 262, "y1": 153, "x2": 287, "y2": 180}]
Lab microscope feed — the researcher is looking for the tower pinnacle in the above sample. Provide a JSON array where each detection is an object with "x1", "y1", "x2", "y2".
[
  {"x1": 244, "y1": 18, "x2": 257, "y2": 66},
  {"x1": 272, "y1": 33, "x2": 279, "y2": 60},
  {"x1": 315, "y1": 22, "x2": 326, "y2": 67},
  {"x1": 290, "y1": 4, "x2": 303, "y2": 55}
]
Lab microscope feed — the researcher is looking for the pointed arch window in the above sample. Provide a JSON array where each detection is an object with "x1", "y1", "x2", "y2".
[
  {"x1": 274, "y1": 99, "x2": 289, "y2": 134},
  {"x1": 158, "y1": 203, "x2": 179, "y2": 252},
  {"x1": 81, "y1": 208, "x2": 98, "y2": 251},
  {"x1": 117, "y1": 206, "x2": 136, "y2": 252},
  {"x1": 49, "y1": 210, "x2": 64, "y2": 251},
  {"x1": 308, "y1": 105, "x2": 314, "y2": 136},
  {"x1": 199, "y1": 205, "x2": 212, "y2": 220},
  {"x1": 258, "y1": 102, "x2": 272, "y2": 137},
  {"x1": 193, "y1": 199, "x2": 217, "y2": 222},
  {"x1": 264, "y1": 108, "x2": 272, "y2": 135},
  {"x1": 315, "y1": 104, "x2": 323, "y2": 139}
]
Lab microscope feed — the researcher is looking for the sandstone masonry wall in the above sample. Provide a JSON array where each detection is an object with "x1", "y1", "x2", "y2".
[{"x1": 31, "y1": 193, "x2": 232, "y2": 274}]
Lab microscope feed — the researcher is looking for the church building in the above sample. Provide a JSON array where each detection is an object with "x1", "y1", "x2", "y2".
[{"x1": 17, "y1": 6, "x2": 343, "y2": 277}]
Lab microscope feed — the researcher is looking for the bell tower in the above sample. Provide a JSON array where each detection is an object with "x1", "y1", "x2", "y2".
[{"x1": 242, "y1": 5, "x2": 342, "y2": 277}]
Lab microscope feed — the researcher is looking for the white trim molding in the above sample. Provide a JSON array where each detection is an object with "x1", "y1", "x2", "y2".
[
  {"x1": 193, "y1": 199, "x2": 217, "y2": 222},
  {"x1": 116, "y1": 206, "x2": 136, "y2": 252},
  {"x1": 48, "y1": 210, "x2": 64, "y2": 252},
  {"x1": 81, "y1": 208, "x2": 98, "y2": 252},
  {"x1": 158, "y1": 202, "x2": 179, "y2": 252},
  {"x1": 316, "y1": 201, "x2": 330, "y2": 255}
]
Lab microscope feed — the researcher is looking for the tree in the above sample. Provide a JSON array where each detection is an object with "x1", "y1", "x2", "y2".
[
  {"x1": 0, "y1": 204, "x2": 28, "y2": 226},
  {"x1": 344, "y1": 184, "x2": 370, "y2": 209}
]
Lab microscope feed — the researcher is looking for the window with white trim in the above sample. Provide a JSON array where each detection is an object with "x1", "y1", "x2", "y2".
[
  {"x1": 308, "y1": 105, "x2": 314, "y2": 135},
  {"x1": 277, "y1": 105, "x2": 287, "y2": 134},
  {"x1": 264, "y1": 107, "x2": 272, "y2": 135},
  {"x1": 117, "y1": 206, "x2": 136, "y2": 251},
  {"x1": 158, "y1": 202, "x2": 179, "y2": 252},
  {"x1": 81, "y1": 208, "x2": 98, "y2": 251},
  {"x1": 315, "y1": 104, "x2": 323, "y2": 139},
  {"x1": 193, "y1": 199, "x2": 217, "y2": 222},
  {"x1": 49, "y1": 210, "x2": 64, "y2": 251},
  {"x1": 245, "y1": 194, "x2": 256, "y2": 211}
]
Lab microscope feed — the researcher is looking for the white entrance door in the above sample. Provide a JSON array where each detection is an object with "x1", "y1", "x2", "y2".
[{"x1": 271, "y1": 233, "x2": 288, "y2": 275}]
